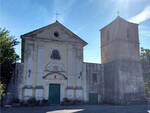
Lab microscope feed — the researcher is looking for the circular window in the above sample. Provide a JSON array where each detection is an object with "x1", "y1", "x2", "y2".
[{"x1": 54, "y1": 31, "x2": 59, "y2": 37}]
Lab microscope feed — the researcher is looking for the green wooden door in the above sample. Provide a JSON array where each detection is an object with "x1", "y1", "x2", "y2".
[
  {"x1": 89, "y1": 93, "x2": 98, "y2": 104},
  {"x1": 49, "y1": 84, "x2": 60, "y2": 104}
]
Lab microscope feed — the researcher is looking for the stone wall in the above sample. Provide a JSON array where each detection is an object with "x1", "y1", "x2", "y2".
[
  {"x1": 142, "y1": 61, "x2": 150, "y2": 82},
  {"x1": 6, "y1": 63, "x2": 24, "y2": 103},
  {"x1": 142, "y1": 59, "x2": 150, "y2": 97},
  {"x1": 101, "y1": 17, "x2": 140, "y2": 64},
  {"x1": 103, "y1": 60, "x2": 145, "y2": 104},
  {"x1": 85, "y1": 62, "x2": 104, "y2": 103}
]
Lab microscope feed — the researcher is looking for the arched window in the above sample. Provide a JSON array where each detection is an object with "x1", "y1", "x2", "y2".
[{"x1": 50, "y1": 49, "x2": 61, "y2": 60}]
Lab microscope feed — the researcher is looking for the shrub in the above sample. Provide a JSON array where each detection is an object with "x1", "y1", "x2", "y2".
[
  {"x1": 40, "y1": 99, "x2": 49, "y2": 106},
  {"x1": 144, "y1": 81, "x2": 150, "y2": 97},
  {"x1": 63, "y1": 98, "x2": 71, "y2": 103},
  {"x1": 61, "y1": 98, "x2": 71, "y2": 105},
  {"x1": 12, "y1": 98, "x2": 20, "y2": 103},
  {"x1": 0, "y1": 82, "x2": 5, "y2": 101},
  {"x1": 73, "y1": 99, "x2": 82, "y2": 105},
  {"x1": 61, "y1": 98, "x2": 83, "y2": 105},
  {"x1": 27, "y1": 97, "x2": 37, "y2": 105},
  {"x1": 35, "y1": 100, "x2": 40, "y2": 106},
  {"x1": 20, "y1": 100, "x2": 25, "y2": 106},
  {"x1": 41, "y1": 99, "x2": 48, "y2": 104}
]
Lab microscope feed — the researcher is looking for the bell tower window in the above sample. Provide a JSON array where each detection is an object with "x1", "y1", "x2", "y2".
[{"x1": 107, "y1": 31, "x2": 110, "y2": 41}]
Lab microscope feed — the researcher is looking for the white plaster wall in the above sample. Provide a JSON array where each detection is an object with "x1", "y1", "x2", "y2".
[
  {"x1": 67, "y1": 89, "x2": 74, "y2": 100},
  {"x1": 24, "y1": 89, "x2": 32, "y2": 100},
  {"x1": 76, "y1": 89, "x2": 83, "y2": 100},
  {"x1": 60, "y1": 84, "x2": 65, "y2": 101},
  {"x1": 37, "y1": 41, "x2": 68, "y2": 101},
  {"x1": 67, "y1": 47, "x2": 73, "y2": 87},
  {"x1": 76, "y1": 58, "x2": 82, "y2": 87},
  {"x1": 42, "y1": 42, "x2": 67, "y2": 75},
  {"x1": 35, "y1": 89, "x2": 43, "y2": 100},
  {"x1": 22, "y1": 23, "x2": 86, "y2": 101},
  {"x1": 26, "y1": 44, "x2": 33, "y2": 85},
  {"x1": 37, "y1": 46, "x2": 44, "y2": 86},
  {"x1": 45, "y1": 84, "x2": 49, "y2": 100}
]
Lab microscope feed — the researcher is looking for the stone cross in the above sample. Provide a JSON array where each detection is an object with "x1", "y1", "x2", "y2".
[
  {"x1": 55, "y1": 12, "x2": 60, "y2": 20},
  {"x1": 117, "y1": 10, "x2": 120, "y2": 16}
]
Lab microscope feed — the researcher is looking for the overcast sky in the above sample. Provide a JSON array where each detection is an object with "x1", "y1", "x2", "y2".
[{"x1": 0, "y1": 0, "x2": 150, "y2": 63}]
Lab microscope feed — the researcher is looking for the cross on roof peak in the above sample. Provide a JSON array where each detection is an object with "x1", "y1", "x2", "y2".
[
  {"x1": 117, "y1": 10, "x2": 120, "y2": 16},
  {"x1": 55, "y1": 12, "x2": 60, "y2": 21}
]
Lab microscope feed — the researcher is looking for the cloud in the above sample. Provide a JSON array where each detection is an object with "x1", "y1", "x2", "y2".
[{"x1": 129, "y1": 5, "x2": 150, "y2": 23}]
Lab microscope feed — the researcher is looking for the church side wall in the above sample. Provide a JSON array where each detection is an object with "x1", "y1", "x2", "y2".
[
  {"x1": 85, "y1": 63, "x2": 104, "y2": 103},
  {"x1": 6, "y1": 63, "x2": 24, "y2": 103},
  {"x1": 16, "y1": 63, "x2": 24, "y2": 100}
]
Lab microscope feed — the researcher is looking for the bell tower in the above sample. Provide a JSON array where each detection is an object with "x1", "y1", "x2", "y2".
[{"x1": 100, "y1": 16, "x2": 145, "y2": 104}]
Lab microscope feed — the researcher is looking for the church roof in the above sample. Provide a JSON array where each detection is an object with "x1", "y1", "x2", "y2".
[
  {"x1": 21, "y1": 20, "x2": 88, "y2": 46},
  {"x1": 100, "y1": 16, "x2": 138, "y2": 31}
]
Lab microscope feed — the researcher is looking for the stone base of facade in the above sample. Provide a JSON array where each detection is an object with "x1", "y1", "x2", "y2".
[{"x1": 103, "y1": 60, "x2": 145, "y2": 105}]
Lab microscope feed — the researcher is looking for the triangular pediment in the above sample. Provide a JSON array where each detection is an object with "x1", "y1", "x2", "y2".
[{"x1": 21, "y1": 21, "x2": 87, "y2": 46}]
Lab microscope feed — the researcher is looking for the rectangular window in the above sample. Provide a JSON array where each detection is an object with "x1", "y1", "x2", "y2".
[
  {"x1": 107, "y1": 31, "x2": 110, "y2": 40},
  {"x1": 92, "y1": 73, "x2": 97, "y2": 83},
  {"x1": 127, "y1": 29, "x2": 129, "y2": 39}
]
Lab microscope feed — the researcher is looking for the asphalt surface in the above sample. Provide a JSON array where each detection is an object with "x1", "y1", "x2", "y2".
[{"x1": 1, "y1": 104, "x2": 150, "y2": 113}]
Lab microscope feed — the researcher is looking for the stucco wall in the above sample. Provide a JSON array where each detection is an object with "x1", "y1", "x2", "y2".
[
  {"x1": 103, "y1": 60, "x2": 145, "y2": 104},
  {"x1": 20, "y1": 22, "x2": 86, "y2": 102},
  {"x1": 101, "y1": 17, "x2": 140, "y2": 64},
  {"x1": 85, "y1": 62, "x2": 104, "y2": 103},
  {"x1": 101, "y1": 17, "x2": 145, "y2": 104},
  {"x1": 6, "y1": 63, "x2": 24, "y2": 102}
]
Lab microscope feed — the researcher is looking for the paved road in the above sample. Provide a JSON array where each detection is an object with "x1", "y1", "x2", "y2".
[{"x1": 1, "y1": 104, "x2": 150, "y2": 113}]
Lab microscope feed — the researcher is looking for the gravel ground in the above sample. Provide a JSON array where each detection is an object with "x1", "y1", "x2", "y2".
[{"x1": 1, "y1": 104, "x2": 150, "y2": 113}]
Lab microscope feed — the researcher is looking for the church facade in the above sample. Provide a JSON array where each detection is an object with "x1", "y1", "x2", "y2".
[{"x1": 16, "y1": 17, "x2": 145, "y2": 104}]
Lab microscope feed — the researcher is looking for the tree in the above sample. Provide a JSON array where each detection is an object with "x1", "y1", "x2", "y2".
[
  {"x1": 0, "y1": 28, "x2": 19, "y2": 64},
  {"x1": 0, "y1": 81, "x2": 5, "y2": 101},
  {"x1": 140, "y1": 47, "x2": 150, "y2": 64},
  {"x1": 0, "y1": 28, "x2": 19, "y2": 102},
  {"x1": 140, "y1": 47, "x2": 150, "y2": 97}
]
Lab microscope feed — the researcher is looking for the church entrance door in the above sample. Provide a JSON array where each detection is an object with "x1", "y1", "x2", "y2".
[
  {"x1": 89, "y1": 93, "x2": 98, "y2": 104},
  {"x1": 48, "y1": 84, "x2": 60, "y2": 104}
]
